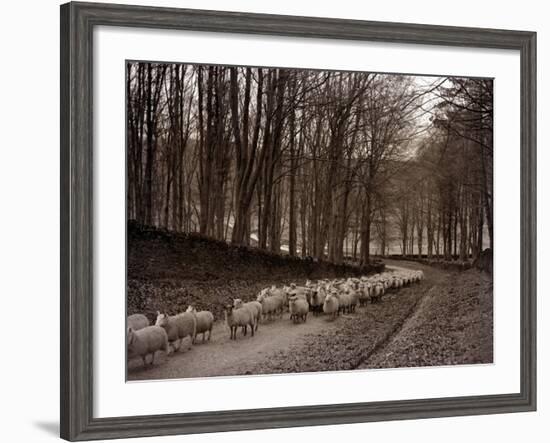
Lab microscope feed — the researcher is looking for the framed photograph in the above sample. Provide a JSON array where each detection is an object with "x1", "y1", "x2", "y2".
[{"x1": 60, "y1": 1, "x2": 536, "y2": 441}]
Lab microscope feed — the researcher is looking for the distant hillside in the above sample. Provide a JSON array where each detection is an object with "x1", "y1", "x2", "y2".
[{"x1": 127, "y1": 221, "x2": 383, "y2": 321}]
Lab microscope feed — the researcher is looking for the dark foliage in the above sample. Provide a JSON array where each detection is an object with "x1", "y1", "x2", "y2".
[{"x1": 128, "y1": 220, "x2": 384, "y2": 322}]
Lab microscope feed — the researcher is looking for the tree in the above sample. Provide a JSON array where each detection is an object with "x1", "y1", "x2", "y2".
[{"x1": 126, "y1": 62, "x2": 493, "y2": 263}]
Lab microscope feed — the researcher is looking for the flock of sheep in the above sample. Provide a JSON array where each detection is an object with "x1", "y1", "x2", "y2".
[{"x1": 127, "y1": 268, "x2": 424, "y2": 367}]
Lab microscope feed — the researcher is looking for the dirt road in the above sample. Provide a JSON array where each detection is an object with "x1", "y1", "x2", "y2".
[
  {"x1": 128, "y1": 301, "x2": 343, "y2": 380},
  {"x1": 128, "y1": 260, "x2": 492, "y2": 381}
]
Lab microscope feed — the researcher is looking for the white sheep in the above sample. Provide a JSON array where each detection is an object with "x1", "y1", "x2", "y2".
[
  {"x1": 224, "y1": 304, "x2": 255, "y2": 340},
  {"x1": 347, "y1": 288, "x2": 359, "y2": 313},
  {"x1": 323, "y1": 292, "x2": 340, "y2": 320},
  {"x1": 256, "y1": 292, "x2": 272, "y2": 319},
  {"x1": 155, "y1": 311, "x2": 197, "y2": 352},
  {"x1": 368, "y1": 282, "x2": 383, "y2": 303},
  {"x1": 358, "y1": 282, "x2": 371, "y2": 306},
  {"x1": 127, "y1": 325, "x2": 169, "y2": 366},
  {"x1": 257, "y1": 291, "x2": 284, "y2": 321},
  {"x1": 233, "y1": 298, "x2": 263, "y2": 331},
  {"x1": 185, "y1": 306, "x2": 214, "y2": 343},
  {"x1": 340, "y1": 283, "x2": 359, "y2": 313},
  {"x1": 288, "y1": 295, "x2": 309, "y2": 323},
  {"x1": 338, "y1": 292, "x2": 354, "y2": 314},
  {"x1": 127, "y1": 313, "x2": 149, "y2": 331},
  {"x1": 392, "y1": 277, "x2": 403, "y2": 289}
]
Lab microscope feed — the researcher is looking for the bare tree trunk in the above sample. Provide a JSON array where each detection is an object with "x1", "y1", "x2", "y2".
[
  {"x1": 288, "y1": 90, "x2": 297, "y2": 256},
  {"x1": 144, "y1": 63, "x2": 154, "y2": 225},
  {"x1": 360, "y1": 193, "x2": 372, "y2": 264}
]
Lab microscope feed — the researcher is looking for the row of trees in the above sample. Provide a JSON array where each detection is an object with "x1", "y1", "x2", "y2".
[
  {"x1": 127, "y1": 62, "x2": 493, "y2": 263},
  {"x1": 388, "y1": 77, "x2": 493, "y2": 260}
]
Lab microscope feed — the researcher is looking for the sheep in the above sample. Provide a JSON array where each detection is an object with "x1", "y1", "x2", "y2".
[
  {"x1": 323, "y1": 292, "x2": 340, "y2": 320},
  {"x1": 341, "y1": 283, "x2": 359, "y2": 313},
  {"x1": 127, "y1": 313, "x2": 149, "y2": 331},
  {"x1": 256, "y1": 292, "x2": 275, "y2": 321},
  {"x1": 392, "y1": 277, "x2": 403, "y2": 289},
  {"x1": 127, "y1": 325, "x2": 169, "y2": 366},
  {"x1": 233, "y1": 298, "x2": 262, "y2": 331},
  {"x1": 257, "y1": 291, "x2": 284, "y2": 321},
  {"x1": 358, "y1": 282, "x2": 371, "y2": 306},
  {"x1": 370, "y1": 282, "x2": 384, "y2": 303},
  {"x1": 336, "y1": 292, "x2": 353, "y2": 314},
  {"x1": 185, "y1": 306, "x2": 214, "y2": 343},
  {"x1": 155, "y1": 311, "x2": 197, "y2": 352},
  {"x1": 288, "y1": 295, "x2": 309, "y2": 323},
  {"x1": 346, "y1": 287, "x2": 359, "y2": 313},
  {"x1": 293, "y1": 286, "x2": 314, "y2": 304},
  {"x1": 224, "y1": 304, "x2": 255, "y2": 340},
  {"x1": 310, "y1": 286, "x2": 327, "y2": 316},
  {"x1": 307, "y1": 288, "x2": 319, "y2": 312},
  {"x1": 347, "y1": 278, "x2": 360, "y2": 291}
]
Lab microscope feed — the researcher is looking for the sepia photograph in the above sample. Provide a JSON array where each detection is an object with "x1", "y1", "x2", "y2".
[{"x1": 126, "y1": 61, "x2": 493, "y2": 381}]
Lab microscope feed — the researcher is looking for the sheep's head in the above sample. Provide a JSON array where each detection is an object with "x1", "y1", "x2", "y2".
[
  {"x1": 224, "y1": 304, "x2": 234, "y2": 317},
  {"x1": 186, "y1": 305, "x2": 196, "y2": 313},
  {"x1": 155, "y1": 312, "x2": 169, "y2": 327},
  {"x1": 233, "y1": 298, "x2": 243, "y2": 308}
]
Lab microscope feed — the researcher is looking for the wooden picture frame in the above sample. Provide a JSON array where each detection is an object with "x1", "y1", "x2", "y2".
[{"x1": 60, "y1": 1, "x2": 536, "y2": 440}]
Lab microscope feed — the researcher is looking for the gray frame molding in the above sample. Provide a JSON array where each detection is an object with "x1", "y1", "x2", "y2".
[{"x1": 60, "y1": 1, "x2": 536, "y2": 441}]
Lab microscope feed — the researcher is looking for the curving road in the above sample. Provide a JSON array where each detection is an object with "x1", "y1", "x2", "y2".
[{"x1": 128, "y1": 260, "x2": 491, "y2": 381}]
